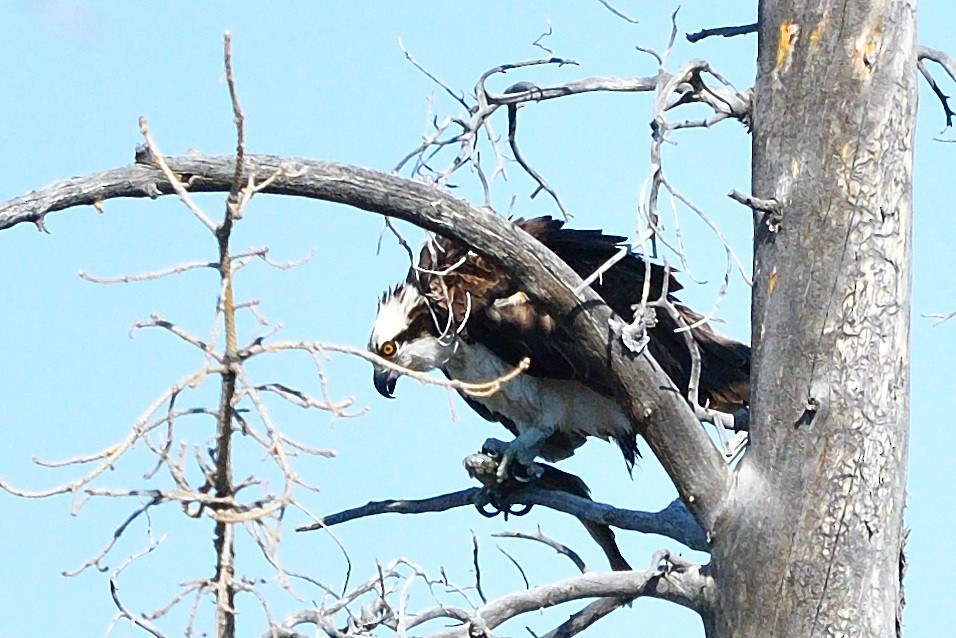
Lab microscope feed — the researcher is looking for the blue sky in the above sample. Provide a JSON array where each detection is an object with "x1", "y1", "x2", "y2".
[{"x1": 0, "y1": 1, "x2": 953, "y2": 636}]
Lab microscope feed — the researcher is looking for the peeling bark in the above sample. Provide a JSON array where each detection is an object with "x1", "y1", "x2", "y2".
[{"x1": 709, "y1": 1, "x2": 914, "y2": 635}]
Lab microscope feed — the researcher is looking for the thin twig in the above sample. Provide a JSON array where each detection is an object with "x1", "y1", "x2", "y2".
[
  {"x1": 109, "y1": 529, "x2": 171, "y2": 638},
  {"x1": 80, "y1": 258, "x2": 219, "y2": 284},
  {"x1": 473, "y1": 534, "x2": 488, "y2": 604},
  {"x1": 225, "y1": 32, "x2": 245, "y2": 202},
  {"x1": 497, "y1": 546, "x2": 530, "y2": 589},
  {"x1": 925, "y1": 309, "x2": 956, "y2": 326},
  {"x1": 505, "y1": 91, "x2": 570, "y2": 219},
  {"x1": 398, "y1": 38, "x2": 470, "y2": 111},
  {"x1": 917, "y1": 59, "x2": 955, "y2": 128},
  {"x1": 64, "y1": 493, "x2": 162, "y2": 577},
  {"x1": 595, "y1": 0, "x2": 639, "y2": 25},
  {"x1": 494, "y1": 528, "x2": 588, "y2": 573},
  {"x1": 532, "y1": 19, "x2": 555, "y2": 55},
  {"x1": 138, "y1": 118, "x2": 217, "y2": 232},
  {"x1": 242, "y1": 340, "x2": 531, "y2": 399}
]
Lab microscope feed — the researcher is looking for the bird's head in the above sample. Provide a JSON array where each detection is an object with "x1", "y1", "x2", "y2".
[{"x1": 368, "y1": 284, "x2": 456, "y2": 398}]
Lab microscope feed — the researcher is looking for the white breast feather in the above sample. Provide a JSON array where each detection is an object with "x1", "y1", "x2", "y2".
[{"x1": 443, "y1": 341, "x2": 630, "y2": 442}]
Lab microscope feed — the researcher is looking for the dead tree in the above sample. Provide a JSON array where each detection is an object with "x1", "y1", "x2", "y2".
[
  {"x1": 708, "y1": 0, "x2": 916, "y2": 635},
  {"x1": 0, "y1": 2, "x2": 950, "y2": 636}
]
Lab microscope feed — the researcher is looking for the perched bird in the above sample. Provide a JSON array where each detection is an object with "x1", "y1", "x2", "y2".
[{"x1": 368, "y1": 216, "x2": 749, "y2": 479}]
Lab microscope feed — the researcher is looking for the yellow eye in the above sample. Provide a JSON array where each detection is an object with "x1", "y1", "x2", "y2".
[{"x1": 380, "y1": 341, "x2": 397, "y2": 357}]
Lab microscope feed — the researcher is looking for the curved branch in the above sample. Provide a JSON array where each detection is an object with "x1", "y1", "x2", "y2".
[
  {"x1": 918, "y1": 45, "x2": 956, "y2": 84},
  {"x1": 494, "y1": 529, "x2": 588, "y2": 573},
  {"x1": 917, "y1": 45, "x2": 956, "y2": 129},
  {"x1": 298, "y1": 486, "x2": 707, "y2": 552},
  {"x1": 504, "y1": 86, "x2": 569, "y2": 219},
  {"x1": 540, "y1": 596, "x2": 630, "y2": 638},
  {"x1": 0, "y1": 152, "x2": 730, "y2": 532},
  {"x1": 422, "y1": 562, "x2": 709, "y2": 637},
  {"x1": 517, "y1": 492, "x2": 707, "y2": 552}
]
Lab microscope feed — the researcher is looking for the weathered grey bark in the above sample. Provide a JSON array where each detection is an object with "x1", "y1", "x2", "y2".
[
  {"x1": 0, "y1": 151, "x2": 729, "y2": 534},
  {"x1": 301, "y1": 490, "x2": 708, "y2": 552},
  {"x1": 709, "y1": 1, "x2": 915, "y2": 636}
]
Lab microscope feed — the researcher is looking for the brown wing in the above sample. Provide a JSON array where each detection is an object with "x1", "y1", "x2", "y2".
[
  {"x1": 410, "y1": 229, "x2": 584, "y2": 382},
  {"x1": 411, "y1": 216, "x2": 750, "y2": 463},
  {"x1": 519, "y1": 217, "x2": 751, "y2": 412},
  {"x1": 413, "y1": 227, "x2": 617, "y2": 463},
  {"x1": 537, "y1": 464, "x2": 632, "y2": 571}
]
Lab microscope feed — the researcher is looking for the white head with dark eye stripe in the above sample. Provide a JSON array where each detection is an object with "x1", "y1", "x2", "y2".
[{"x1": 369, "y1": 284, "x2": 456, "y2": 397}]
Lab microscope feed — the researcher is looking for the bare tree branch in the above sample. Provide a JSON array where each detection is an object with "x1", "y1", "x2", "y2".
[
  {"x1": 540, "y1": 596, "x2": 631, "y2": 638},
  {"x1": 208, "y1": 33, "x2": 246, "y2": 638},
  {"x1": 298, "y1": 485, "x2": 707, "y2": 552},
  {"x1": 729, "y1": 188, "x2": 783, "y2": 232},
  {"x1": 391, "y1": 46, "x2": 752, "y2": 203},
  {"x1": 918, "y1": 45, "x2": 956, "y2": 84},
  {"x1": 399, "y1": 38, "x2": 471, "y2": 111},
  {"x1": 422, "y1": 559, "x2": 708, "y2": 638},
  {"x1": 595, "y1": 0, "x2": 639, "y2": 25},
  {"x1": 270, "y1": 548, "x2": 708, "y2": 638},
  {"x1": 925, "y1": 309, "x2": 956, "y2": 326},
  {"x1": 242, "y1": 340, "x2": 531, "y2": 399},
  {"x1": 493, "y1": 528, "x2": 588, "y2": 573},
  {"x1": 297, "y1": 489, "x2": 477, "y2": 531},
  {"x1": 917, "y1": 45, "x2": 956, "y2": 129},
  {"x1": 532, "y1": 19, "x2": 555, "y2": 55},
  {"x1": 504, "y1": 83, "x2": 570, "y2": 219},
  {"x1": 109, "y1": 529, "x2": 171, "y2": 638},
  {"x1": 485, "y1": 74, "x2": 657, "y2": 105},
  {"x1": 137, "y1": 119, "x2": 217, "y2": 232},
  {"x1": 0, "y1": 152, "x2": 731, "y2": 531},
  {"x1": 728, "y1": 189, "x2": 780, "y2": 214},
  {"x1": 686, "y1": 23, "x2": 758, "y2": 44}
]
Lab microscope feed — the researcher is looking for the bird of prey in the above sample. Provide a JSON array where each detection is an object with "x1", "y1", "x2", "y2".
[{"x1": 368, "y1": 216, "x2": 749, "y2": 479}]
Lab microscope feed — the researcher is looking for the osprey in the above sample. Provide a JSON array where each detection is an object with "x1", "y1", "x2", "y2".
[{"x1": 368, "y1": 216, "x2": 749, "y2": 479}]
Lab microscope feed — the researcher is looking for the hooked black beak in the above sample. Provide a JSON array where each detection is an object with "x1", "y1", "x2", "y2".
[{"x1": 373, "y1": 368, "x2": 400, "y2": 399}]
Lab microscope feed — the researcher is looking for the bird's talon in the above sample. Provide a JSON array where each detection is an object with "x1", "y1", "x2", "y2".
[
  {"x1": 473, "y1": 485, "x2": 534, "y2": 518},
  {"x1": 481, "y1": 438, "x2": 508, "y2": 459},
  {"x1": 475, "y1": 500, "x2": 501, "y2": 518},
  {"x1": 488, "y1": 438, "x2": 541, "y2": 484},
  {"x1": 506, "y1": 503, "x2": 533, "y2": 517}
]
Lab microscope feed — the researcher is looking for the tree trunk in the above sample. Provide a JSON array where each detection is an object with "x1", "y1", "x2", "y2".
[{"x1": 709, "y1": 1, "x2": 915, "y2": 636}]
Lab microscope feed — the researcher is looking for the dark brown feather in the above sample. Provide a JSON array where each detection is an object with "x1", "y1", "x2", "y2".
[
  {"x1": 412, "y1": 216, "x2": 750, "y2": 464},
  {"x1": 537, "y1": 464, "x2": 632, "y2": 571}
]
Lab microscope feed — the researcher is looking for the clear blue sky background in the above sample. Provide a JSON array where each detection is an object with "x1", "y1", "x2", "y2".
[{"x1": 1, "y1": 1, "x2": 952, "y2": 636}]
